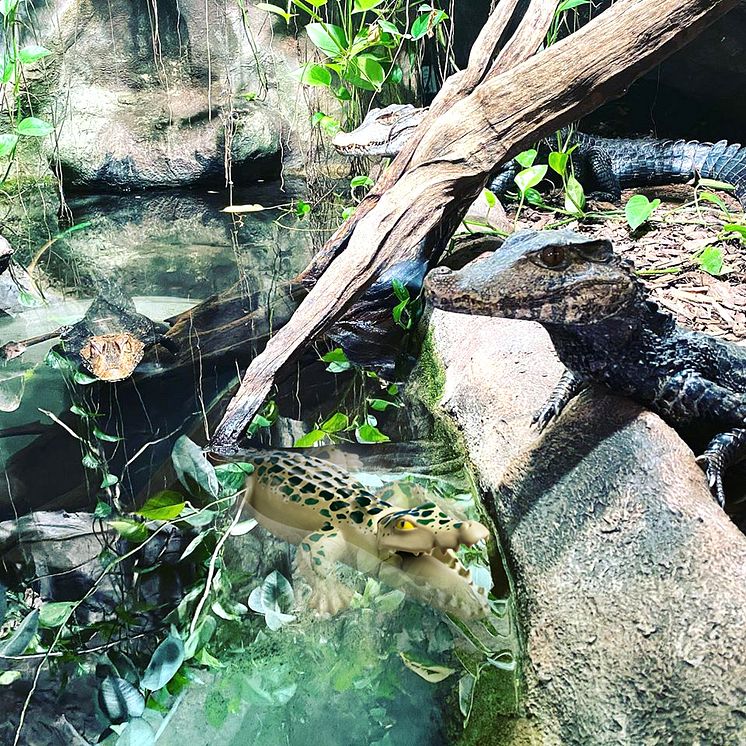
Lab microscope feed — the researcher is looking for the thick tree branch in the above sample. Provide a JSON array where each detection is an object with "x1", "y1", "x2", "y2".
[{"x1": 211, "y1": 0, "x2": 739, "y2": 450}]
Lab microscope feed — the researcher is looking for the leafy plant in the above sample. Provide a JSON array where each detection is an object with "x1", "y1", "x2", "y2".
[
  {"x1": 695, "y1": 245, "x2": 724, "y2": 276},
  {"x1": 248, "y1": 571, "x2": 297, "y2": 631},
  {"x1": 625, "y1": 194, "x2": 661, "y2": 231}
]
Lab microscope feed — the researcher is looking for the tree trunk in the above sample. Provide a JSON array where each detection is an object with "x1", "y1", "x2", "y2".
[{"x1": 210, "y1": 0, "x2": 740, "y2": 450}]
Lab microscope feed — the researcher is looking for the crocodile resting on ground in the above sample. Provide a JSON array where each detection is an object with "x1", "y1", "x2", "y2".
[
  {"x1": 425, "y1": 229, "x2": 746, "y2": 507},
  {"x1": 239, "y1": 447, "x2": 491, "y2": 619},
  {"x1": 333, "y1": 104, "x2": 746, "y2": 208}
]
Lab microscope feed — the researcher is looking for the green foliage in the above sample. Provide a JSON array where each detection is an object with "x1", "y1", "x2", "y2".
[
  {"x1": 248, "y1": 571, "x2": 296, "y2": 631},
  {"x1": 625, "y1": 194, "x2": 661, "y2": 231},
  {"x1": 141, "y1": 633, "x2": 185, "y2": 691},
  {"x1": 172, "y1": 435, "x2": 219, "y2": 498},
  {"x1": 135, "y1": 491, "x2": 186, "y2": 521},
  {"x1": 0, "y1": 609, "x2": 38, "y2": 655},
  {"x1": 696, "y1": 245, "x2": 724, "y2": 276}
]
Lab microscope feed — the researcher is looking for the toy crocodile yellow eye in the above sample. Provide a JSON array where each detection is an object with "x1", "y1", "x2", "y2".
[{"x1": 395, "y1": 518, "x2": 416, "y2": 531}]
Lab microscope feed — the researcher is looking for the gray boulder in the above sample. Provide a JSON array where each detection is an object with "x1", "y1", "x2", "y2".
[{"x1": 425, "y1": 311, "x2": 746, "y2": 744}]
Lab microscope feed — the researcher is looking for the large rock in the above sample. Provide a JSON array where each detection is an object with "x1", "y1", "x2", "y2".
[
  {"x1": 426, "y1": 310, "x2": 746, "y2": 744},
  {"x1": 16, "y1": 0, "x2": 329, "y2": 190}
]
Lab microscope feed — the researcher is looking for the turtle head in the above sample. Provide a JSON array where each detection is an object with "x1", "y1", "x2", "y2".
[{"x1": 79, "y1": 333, "x2": 145, "y2": 381}]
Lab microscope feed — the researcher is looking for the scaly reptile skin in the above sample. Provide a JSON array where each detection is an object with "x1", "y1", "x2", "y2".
[
  {"x1": 240, "y1": 448, "x2": 491, "y2": 619},
  {"x1": 333, "y1": 104, "x2": 746, "y2": 208},
  {"x1": 425, "y1": 229, "x2": 746, "y2": 507}
]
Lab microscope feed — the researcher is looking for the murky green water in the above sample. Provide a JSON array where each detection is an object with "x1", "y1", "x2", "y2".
[{"x1": 0, "y1": 184, "x2": 519, "y2": 745}]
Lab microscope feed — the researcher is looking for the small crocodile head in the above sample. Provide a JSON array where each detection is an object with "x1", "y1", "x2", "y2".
[
  {"x1": 332, "y1": 104, "x2": 427, "y2": 158},
  {"x1": 79, "y1": 333, "x2": 145, "y2": 381},
  {"x1": 377, "y1": 502, "x2": 489, "y2": 555},
  {"x1": 425, "y1": 229, "x2": 638, "y2": 325}
]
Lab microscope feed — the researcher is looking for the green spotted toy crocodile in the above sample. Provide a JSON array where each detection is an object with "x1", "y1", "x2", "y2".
[{"x1": 240, "y1": 448, "x2": 491, "y2": 620}]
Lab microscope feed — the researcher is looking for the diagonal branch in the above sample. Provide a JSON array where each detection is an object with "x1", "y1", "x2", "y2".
[{"x1": 210, "y1": 0, "x2": 740, "y2": 450}]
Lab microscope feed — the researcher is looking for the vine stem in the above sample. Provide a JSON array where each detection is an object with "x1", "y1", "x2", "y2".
[{"x1": 189, "y1": 495, "x2": 246, "y2": 635}]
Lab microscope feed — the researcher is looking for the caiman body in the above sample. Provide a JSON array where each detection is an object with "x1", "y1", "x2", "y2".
[
  {"x1": 334, "y1": 104, "x2": 746, "y2": 208},
  {"x1": 425, "y1": 229, "x2": 746, "y2": 506},
  {"x1": 241, "y1": 448, "x2": 491, "y2": 619}
]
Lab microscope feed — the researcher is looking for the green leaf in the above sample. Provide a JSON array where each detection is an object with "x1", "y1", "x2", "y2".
[
  {"x1": 697, "y1": 191, "x2": 728, "y2": 212},
  {"x1": 321, "y1": 411, "x2": 349, "y2": 432},
  {"x1": 515, "y1": 149, "x2": 537, "y2": 168},
  {"x1": 483, "y1": 189, "x2": 496, "y2": 208},
  {"x1": 352, "y1": 0, "x2": 384, "y2": 11},
  {"x1": 410, "y1": 9, "x2": 448, "y2": 40},
  {"x1": 293, "y1": 429, "x2": 327, "y2": 447},
  {"x1": 0, "y1": 133, "x2": 18, "y2": 158},
  {"x1": 722, "y1": 223, "x2": 746, "y2": 241},
  {"x1": 548, "y1": 150, "x2": 568, "y2": 176},
  {"x1": 557, "y1": 0, "x2": 590, "y2": 9},
  {"x1": 386, "y1": 383, "x2": 399, "y2": 395},
  {"x1": 399, "y1": 651, "x2": 455, "y2": 682},
  {"x1": 698, "y1": 178, "x2": 735, "y2": 192},
  {"x1": 350, "y1": 175, "x2": 373, "y2": 189},
  {"x1": 172, "y1": 435, "x2": 218, "y2": 498},
  {"x1": 0, "y1": 671, "x2": 21, "y2": 685},
  {"x1": 82, "y1": 452, "x2": 102, "y2": 469},
  {"x1": 98, "y1": 676, "x2": 145, "y2": 724},
  {"x1": 696, "y1": 245, "x2": 724, "y2": 276},
  {"x1": 377, "y1": 19, "x2": 400, "y2": 36},
  {"x1": 100, "y1": 473, "x2": 119, "y2": 488},
  {"x1": 73, "y1": 369, "x2": 98, "y2": 385},
  {"x1": 353, "y1": 55, "x2": 385, "y2": 89},
  {"x1": 295, "y1": 200, "x2": 311, "y2": 217},
  {"x1": 215, "y1": 462, "x2": 254, "y2": 494},
  {"x1": 108, "y1": 518, "x2": 149, "y2": 543},
  {"x1": 135, "y1": 491, "x2": 186, "y2": 521},
  {"x1": 305, "y1": 23, "x2": 347, "y2": 58},
  {"x1": 255, "y1": 3, "x2": 295, "y2": 21},
  {"x1": 114, "y1": 717, "x2": 155, "y2": 746},
  {"x1": 391, "y1": 277, "x2": 410, "y2": 302},
  {"x1": 141, "y1": 633, "x2": 184, "y2": 691},
  {"x1": 39, "y1": 601, "x2": 75, "y2": 628},
  {"x1": 303, "y1": 0, "x2": 329, "y2": 6},
  {"x1": 321, "y1": 347, "x2": 351, "y2": 373},
  {"x1": 0, "y1": 610, "x2": 39, "y2": 656},
  {"x1": 93, "y1": 426, "x2": 122, "y2": 442},
  {"x1": 18, "y1": 45, "x2": 51, "y2": 64},
  {"x1": 564, "y1": 174, "x2": 586, "y2": 214},
  {"x1": 458, "y1": 673, "x2": 476, "y2": 721},
  {"x1": 0, "y1": 0, "x2": 19, "y2": 17},
  {"x1": 355, "y1": 423, "x2": 390, "y2": 443},
  {"x1": 261, "y1": 571, "x2": 294, "y2": 613},
  {"x1": 514, "y1": 164, "x2": 547, "y2": 194},
  {"x1": 625, "y1": 194, "x2": 660, "y2": 231},
  {"x1": 368, "y1": 398, "x2": 399, "y2": 411},
  {"x1": 15, "y1": 117, "x2": 54, "y2": 137},
  {"x1": 300, "y1": 63, "x2": 332, "y2": 87},
  {"x1": 94, "y1": 500, "x2": 113, "y2": 518},
  {"x1": 184, "y1": 616, "x2": 217, "y2": 660}
]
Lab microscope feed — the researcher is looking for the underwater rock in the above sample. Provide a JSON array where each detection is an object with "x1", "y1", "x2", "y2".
[{"x1": 427, "y1": 311, "x2": 746, "y2": 744}]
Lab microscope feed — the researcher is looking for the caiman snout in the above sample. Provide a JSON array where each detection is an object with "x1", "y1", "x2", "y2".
[{"x1": 435, "y1": 520, "x2": 490, "y2": 550}]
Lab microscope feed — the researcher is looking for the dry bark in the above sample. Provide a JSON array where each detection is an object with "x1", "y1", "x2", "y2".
[{"x1": 210, "y1": 0, "x2": 740, "y2": 450}]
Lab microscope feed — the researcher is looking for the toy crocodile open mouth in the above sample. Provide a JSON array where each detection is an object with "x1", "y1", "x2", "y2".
[{"x1": 240, "y1": 448, "x2": 493, "y2": 619}]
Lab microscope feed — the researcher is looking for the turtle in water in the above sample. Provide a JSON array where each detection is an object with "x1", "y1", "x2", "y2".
[{"x1": 1, "y1": 284, "x2": 178, "y2": 382}]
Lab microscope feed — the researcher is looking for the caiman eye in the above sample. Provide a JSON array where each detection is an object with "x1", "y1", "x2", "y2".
[
  {"x1": 538, "y1": 246, "x2": 566, "y2": 268},
  {"x1": 395, "y1": 518, "x2": 416, "y2": 531}
]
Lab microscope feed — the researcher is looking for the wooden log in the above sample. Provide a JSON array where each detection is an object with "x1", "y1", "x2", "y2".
[{"x1": 210, "y1": 0, "x2": 740, "y2": 450}]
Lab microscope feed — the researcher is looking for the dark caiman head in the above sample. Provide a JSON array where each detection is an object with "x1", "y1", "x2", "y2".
[
  {"x1": 332, "y1": 103, "x2": 427, "y2": 158},
  {"x1": 79, "y1": 333, "x2": 146, "y2": 381},
  {"x1": 425, "y1": 229, "x2": 638, "y2": 325}
]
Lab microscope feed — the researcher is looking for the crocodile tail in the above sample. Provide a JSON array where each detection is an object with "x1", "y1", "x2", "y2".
[{"x1": 699, "y1": 140, "x2": 746, "y2": 208}]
